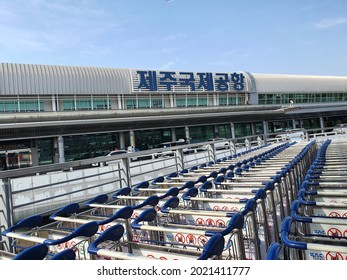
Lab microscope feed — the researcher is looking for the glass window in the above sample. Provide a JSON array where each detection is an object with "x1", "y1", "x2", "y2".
[
  {"x1": 94, "y1": 99, "x2": 110, "y2": 110},
  {"x1": 187, "y1": 98, "x2": 197, "y2": 107},
  {"x1": 189, "y1": 125, "x2": 214, "y2": 143},
  {"x1": 198, "y1": 97, "x2": 207, "y2": 106},
  {"x1": 126, "y1": 99, "x2": 137, "y2": 109},
  {"x1": 64, "y1": 133, "x2": 120, "y2": 162},
  {"x1": 229, "y1": 96, "x2": 238, "y2": 105},
  {"x1": 219, "y1": 97, "x2": 228, "y2": 106},
  {"x1": 175, "y1": 127, "x2": 186, "y2": 141},
  {"x1": 217, "y1": 124, "x2": 231, "y2": 138},
  {"x1": 63, "y1": 100, "x2": 75, "y2": 111},
  {"x1": 258, "y1": 92, "x2": 347, "y2": 105},
  {"x1": 176, "y1": 98, "x2": 186, "y2": 107},
  {"x1": 4, "y1": 101, "x2": 17, "y2": 112},
  {"x1": 77, "y1": 100, "x2": 91, "y2": 110},
  {"x1": 258, "y1": 94, "x2": 266, "y2": 105},
  {"x1": 19, "y1": 100, "x2": 44, "y2": 112},
  {"x1": 234, "y1": 123, "x2": 252, "y2": 138},
  {"x1": 302, "y1": 118, "x2": 320, "y2": 129},
  {"x1": 134, "y1": 130, "x2": 165, "y2": 150},
  {"x1": 151, "y1": 98, "x2": 163, "y2": 108},
  {"x1": 0, "y1": 100, "x2": 44, "y2": 112},
  {"x1": 38, "y1": 138, "x2": 54, "y2": 165},
  {"x1": 255, "y1": 122, "x2": 264, "y2": 134},
  {"x1": 138, "y1": 99, "x2": 151, "y2": 108}
]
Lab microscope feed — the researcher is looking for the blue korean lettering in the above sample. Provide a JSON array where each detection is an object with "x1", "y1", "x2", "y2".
[
  {"x1": 178, "y1": 72, "x2": 195, "y2": 91},
  {"x1": 137, "y1": 70, "x2": 158, "y2": 91},
  {"x1": 166, "y1": 234, "x2": 174, "y2": 240},
  {"x1": 309, "y1": 252, "x2": 324, "y2": 260},
  {"x1": 197, "y1": 72, "x2": 214, "y2": 91},
  {"x1": 215, "y1": 73, "x2": 229, "y2": 91},
  {"x1": 231, "y1": 72, "x2": 245, "y2": 90},
  {"x1": 159, "y1": 71, "x2": 177, "y2": 91},
  {"x1": 313, "y1": 229, "x2": 326, "y2": 235}
]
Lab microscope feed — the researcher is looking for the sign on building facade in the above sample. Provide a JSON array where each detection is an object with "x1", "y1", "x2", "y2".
[{"x1": 132, "y1": 70, "x2": 248, "y2": 93}]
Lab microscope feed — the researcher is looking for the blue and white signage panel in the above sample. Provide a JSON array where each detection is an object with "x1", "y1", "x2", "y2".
[{"x1": 131, "y1": 70, "x2": 248, "y2": 93}]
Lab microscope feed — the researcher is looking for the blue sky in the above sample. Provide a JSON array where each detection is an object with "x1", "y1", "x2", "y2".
[{"x1": 0, "y1": 0, "x2": 346, "y2": 76}]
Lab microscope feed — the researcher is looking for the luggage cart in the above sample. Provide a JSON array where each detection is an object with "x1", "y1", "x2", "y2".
[
  {"x1": 0, "y1": 244, "x2": 76, "y2": 260},
  {"x1": 159, "y1": 195, "x2": 266, "y2": 259},
  {"x1": 49, "y1": 202, "x2": 134, "y2": 235},
  {"x1": 133, "y1": 179, "x2": 195, "y2": 198},
  {"x1": 297, "y1": 191, "x2": 347, "y2": 217},
  {"x1": 298, "y1": 186, "x2": 347, "y2": 206},
  {"x1": 216, "y1": 180, "x2": 282, "y2": 244},
  {"x1": 87, "y1": 223, "x2": 226, "y2": 260},
  {"x1": 1, "y1": 215, "x2": 98, "y2": 260},
  {"x1": 290, "y1": 200, "x2": 347, "y2": 241},
  {"x1": 281, "y1": 216, "x2": 347, "y2": 260},
  {"x1": 265, "y1": 242, "x2": 285, "y2": 260},
  {"x1": 128, "y1": 207, "x2": 249, "y2": 260}
]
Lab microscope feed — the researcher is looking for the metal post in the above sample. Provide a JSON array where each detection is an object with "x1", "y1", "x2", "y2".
[{"x1": 1, "y1": 178, "x2": 13, "y2": 252}]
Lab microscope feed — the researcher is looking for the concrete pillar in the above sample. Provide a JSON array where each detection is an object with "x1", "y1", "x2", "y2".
[
  {"x1": 263, "y1": 121, "x2": 269, "y2": 135},
  {"x1": 251, "y1": 122, "x2": 256, "y2": 135},
  {"x1": 51, "y1": 95, "x2": 57, "y2": 112},
  {"x1": 230, "y1": 123, "x2": 236, "y2": 139},
  {"x1": 58, "y1": 136, "x2": 65, "y2": 163},
  {"x1": 320, "y1": 117, "x2": 325, "y2": 133},
  {"x1": 184, "y1": 126, "x2": 190, "y2": 142},
  {"x1": 214, "y1": 125, "x2": 219, "y2": 138},
  {"x1": 129, "y1": 130, "x2": 136, "y2": 148},
  {"x1": 118, "y1": 95, "x2": 123, "y2": 109},
  {"x1": 292, "y1": 119, "x2": 296, "y2": 129},
  {"x1": 119, "y1": 131, "x2": 125, "y2": 149},
  {"x1": 171, "y1": 128, "x2": 177, "y2": 142},
  {"x1": 213, "y1": 93, "x2": 218, "y2": 106},
  {"x1": 31, "y1": 139, "x2": 39, "y2": 167},
  {"x1": 263, "y1": 121, "x2": 269, "y2": 143}
]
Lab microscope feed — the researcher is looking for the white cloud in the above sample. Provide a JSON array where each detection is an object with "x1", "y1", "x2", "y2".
[
  {"x1": 315, "y1": 17, "x2": 347, "y2": 29},
  {"x1": 219, "y1": 50, "x2": 235, "y2": 57},
  {"x1": 160, "y1": 61, "x2": 176, "y2": 70},
  {"x1": 162, "y1": 34, "x2": 184, "y2": 41}
]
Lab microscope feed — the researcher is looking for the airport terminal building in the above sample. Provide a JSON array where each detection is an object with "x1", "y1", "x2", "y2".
[{"x1": 0, "y1": 62, "x2": 346, "y2": 169}]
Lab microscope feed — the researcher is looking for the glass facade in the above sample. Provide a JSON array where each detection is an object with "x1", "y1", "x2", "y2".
[
  {"x1": 125, "y1": 95, "x2": 164, "y2": 109},
  {"x1": 218, "y1": 93, "x2": 248, "y2": 106},
  {"x1": 322, "y1": 116, "x2": 347, "y2": 129},
  {"x1": 64, "y1": 133, "x2": 120, "y2": 161},
  {"x1": 0, "y1": 99, "x2": 44, "y2": 112},
  {"x1": 302, "y1": 118, "x2": 320, "y2": 130},
  {"x1": 217, "y1": 124, "x2": 232, "y2": 138},
  {"x1": 0, "y1": 140, "x2": 32, "y2": 170},
  {"x1": 234, "y1": 123, "x2": 252, "y2": 138},
  {"x1": 189, "y1": 125, "x2": 214, "y2": 143},
  {"x1": 175, "y1": 127, "x2": 186, "y2": 142},
  {"x1": 176, "y1": 94, "x2": 210, "y2": 107},
  {"x1": 134, "y1": 129, "x2": 172, "y2": 151},
  {"x1": 268, "y1": 120, "x2": 293, "y2": 134},
  {"x1": 259, "y1": 92, "x2": 347, "y2": 105},
  {"x1": 255, "y1": 122, "x2": 264, "y2": 134},
  {"x1": 63, "y1": 98, "x2": 110, "y2": 111},
  {"x1": 37, "y1": 138, "x2": 54, "y2": 165}
]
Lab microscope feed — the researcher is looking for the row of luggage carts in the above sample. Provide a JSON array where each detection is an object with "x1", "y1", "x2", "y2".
[
  {"x1": 266, "y1": 139, "x2": 347, "y2": 260},
  {"x1": 1, "y1": 140, "x2": 319, "y2": 260}
]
